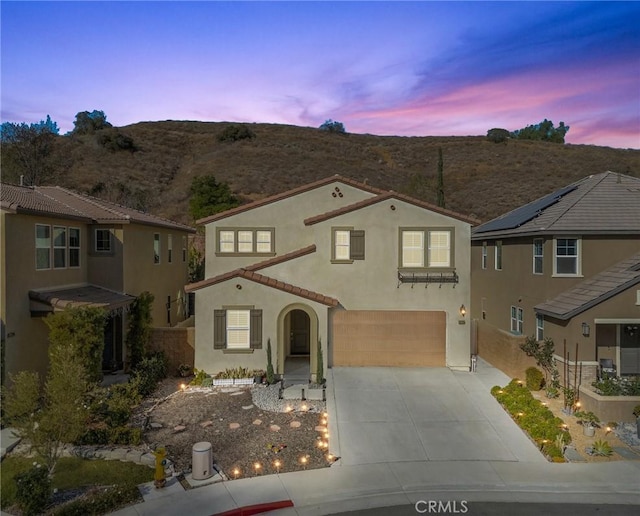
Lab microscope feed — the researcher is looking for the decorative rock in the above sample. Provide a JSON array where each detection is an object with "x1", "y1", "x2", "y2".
[
  {"x1": 200, "y1": 421, "x2": 213, "y2": 428},
  {"x1": 315, "y1": 426, "x2": 327, "y2": 432},
  {"x1": 242, "y1": 405, "x2": 254, "y2": 410},
  {"x1": 230, "y1": 391, "x2": 244, "y2": 396},
  {"x1": 229, "y1": 422, "x2": 240, "y2": 430},
  {"x1": 150, "y1": 422, "x2": 163, "y2": 429},
  {"x1": 269, "y1": 425, "x2": 281, "y2": 432},
  {"x1": 173, "y1": 425, "x2": 186, "y2": 433},
  {"x1": 126, "y1": 450, "x2": 143, "y2": 463},
  {"x1": 140, "y1": 453, "x2": 156, "y2": 466},
  {"x1": 290, "y1": 421, "x2": 301, "y2": 428},
  {"x1": 253, "y1": 419, "x2": 262, "y2": 425}
]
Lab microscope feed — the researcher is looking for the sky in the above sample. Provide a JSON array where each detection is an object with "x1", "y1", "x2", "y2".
[{"x1": 1, "y1": 1, "x2": 639, "y2": 149}]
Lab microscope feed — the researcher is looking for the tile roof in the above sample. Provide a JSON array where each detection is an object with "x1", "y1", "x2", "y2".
[
  {"x1": 195, "y1": 175, "x2": 388, "y2": 225},
  {"x1": 1, "y1": 183, "x2": 195, "y2": 232},
  {"x1": 535, "y1": 252, "x2": 640, "y2": 320},
  {"x1": 29, "y1": 284, "x2": 136, "y2": 312},
  {"x1": 185, "y1": 245, "x2": 317, "y2": 292},
  {"x1": 304, "y1": 191, "x2": 480, "y2": 226},
  {"x1": 472, "y1": 172, "x2": 640, "y2": 239}
]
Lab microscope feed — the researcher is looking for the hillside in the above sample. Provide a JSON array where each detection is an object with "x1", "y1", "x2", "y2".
[{"x1": 7, "y1": 121, "x2": 640, "y2": 225}]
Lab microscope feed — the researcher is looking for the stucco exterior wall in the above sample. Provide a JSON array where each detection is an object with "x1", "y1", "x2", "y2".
[{"x1": 205, "y1": 183, "x2": 376, "y2": 278}]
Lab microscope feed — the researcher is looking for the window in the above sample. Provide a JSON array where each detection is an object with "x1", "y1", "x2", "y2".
[
  {"x1": 53, "y1": 226, "x2": 66, "y2": 268},
  {"x1": 495, "y1": 241, "x2": 503, "y2": 270},
  {"x1": 536, "y1": 314, "x2": 544, "y2": 341},
  {"x1": 332, "y1": 228, "x2": 365, "y2": 262},
  {"x1": 95, "y1": 229, "x2": 111, "y2": 252},
  {"x1": 35, "y1": 224, "x2": 51, "y2": 270},
  {"x1": 154, "y1": 233, "x2": 161, "y2": 264},
  {"x1": 482, "y1": 242, "x2": 487, "y2": 269},
  {"x1": 511, "y1": 306, "x2": 523, "y2": 334},
  {"x1": 69, "y1": 228, "x2": 80, "y2": 267},
  {"x1": 216, "y1": 228, "x2": 274, "y2": 255},
  {"x1": 533, "y1": 239, "x2": 543, "y2": 274},
  {"x1": 554, "y1": 237, "x2": 580, "y2": 275},
  {"x1": 167, "y1": 234, "x2": 173, "y2": 263},
  {"x1": 400, "y1": 228, "x2": 454, "y2": 269},
  {"x1": 214, "y1": 309, "x2": 263, "y2": 350},
  {"x1": 182, "y1": 236, "x2": 187, "y2": 262}
]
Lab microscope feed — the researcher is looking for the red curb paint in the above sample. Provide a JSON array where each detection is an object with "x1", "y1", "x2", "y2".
[{"x1": 213, "y1": 499, "x2": 294, "y2": 516}]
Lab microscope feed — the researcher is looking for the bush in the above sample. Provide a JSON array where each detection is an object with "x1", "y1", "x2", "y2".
[
  {"x1": 319, "y1": 119, "x2": 346, "y2": 133},
  {"x1": 15, "y1": 464, "x2": 51, "y2": 515},
  {"x1": 190, "y1": 368, "x2": 211, "y2": 386},
  {"x1": 54, "y1": 484, "x2": 141, "y2": 516},
  {"x1": 525, "y1": 367, "x2": 545, "y2": 391},
  {"x1": 96, "y1": 129, "x2": 136, "y2": 152},
  {"x1": 486, "y1": 128, "x2": 510, "y2": 143},
  {"x1": 217, "y1": 124, "x2": 255, "y2": 142},
  {"x1": 131, "y1": 352, "x2": 167, "y2": 396},
  {"x1": 108, "y1": 426, "x2": 142, "y2": 446},
  {"x1": 592, "y1": 376, "x2": 640, "y2": 396}
]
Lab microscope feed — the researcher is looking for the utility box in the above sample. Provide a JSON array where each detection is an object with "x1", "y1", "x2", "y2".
[{"x1": 192, "y1": 441, "x2": 213, "y2": 480}]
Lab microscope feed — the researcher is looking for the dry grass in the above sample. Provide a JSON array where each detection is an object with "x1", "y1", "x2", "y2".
[{"x1": 7, "y1": 121, "x2": 639, "y2": 225}]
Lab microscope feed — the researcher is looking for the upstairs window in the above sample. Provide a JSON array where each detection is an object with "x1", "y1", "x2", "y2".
[
  {"x1": 36, "y1": 224, "x2": 51, "y2": 270},
  {"x1": 154, "y1": 233, "x2": 160, "y2": 264},
  {"x1": 182, "y1": 236, "x2": 187, "y2": 262},
  {"x1": 167, "y1": 234, "x2": 173, "y2": 263},
  {"x1": 481, "y1": 242, "x2": 487, "y2": 269},
  {"x1": 533, "y1": 239, "x2": 543, "y2": 274},
  {"x1": 554, "y1": 237, "x2": 580, "y2": 276},
  {"x1": 400, "y1": 228, "x2": 454, "y2": 269},
  {"x1": 495, "y1": 241, "x2": 503, "y2": 270},
  {"x1": 69, "y1": 228, "x2": 80, "y2": 268},
  {"x1": 216, "y1": 228, "x2": 274, "y2": 255},
  {"x1": 95, "y1": 229, "x2": 112, "y2": 252},
  {"x1": 332, "y1": 228, "x2": 365, "y2": 263},
  {"x1": 511, "y1": 306, "x2": 523, "y2": 334},
  {"x1": 53, "y1": 226, "x2": 66, "y2": 269}
]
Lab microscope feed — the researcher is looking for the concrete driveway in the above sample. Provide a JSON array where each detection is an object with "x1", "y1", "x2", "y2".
[{"x1": 327, "y1": 359, "x2": 547, "y2": 466}]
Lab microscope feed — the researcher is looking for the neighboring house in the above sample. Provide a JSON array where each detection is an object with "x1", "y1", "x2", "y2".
[
  {"x1": 0, "y1": 183, "x2": 195, "y2": 383},
  {"x1": 186, "y1": 175, "x2": 478, "y2": 381},
  {"x1": 471, "y1": 171, "x2": 640, "y2": 381}
]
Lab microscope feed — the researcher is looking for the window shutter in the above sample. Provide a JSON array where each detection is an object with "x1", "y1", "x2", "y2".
[
  {"x1": 350, "y1": 230, "x2": 365, "y2": 260},
  {"x1": 250, "y1": 309, "x2": 263, "y2": 349},
  {"x1": 214, "y1": 310, "x2": 226, "y2": 349}
]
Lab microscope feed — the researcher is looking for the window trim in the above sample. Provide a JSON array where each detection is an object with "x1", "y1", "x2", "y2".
[
  {"x1": 53, "y1": 225, "x2": 67, "y2": 269},
  {"x1": 533, "y1": 238, "x2": 544, "y2": 275},
  {"x1": 35, "y1": 224, "x2": 51, "y2": 270},
  {"x1": 536, "y1": 314, "x2": 544, "y2": 341},
  {"x1": 511, "y1": 305, "x2": 523, "y2": 335},
  {"x1": 553, "y1": 236, "x2": 582, "y2": 277},
  {"x1": 398, "y1": 227, "x2": 455, "y2": 271},
  {"x1": 495, "y1": 241, "x2": 503, "y2": 271},
  {"x1": 167, "y1": 234, "x2": 173, "y2": 263},
  {"x1": 154, "y1": 233, "x2": 161, "y2": 264},
  {"x1": 481, "y1": 241, "x2": 487, "y2": 270},
  {"x1": 69, "y1": 227, "x2": 81, "y2": 268},
  {"x1": 332, "y1": 227, "x2": 353, "y2": 263},
  {"x1": 215, "y1": 228, "x2": 275, "y2": 256}
]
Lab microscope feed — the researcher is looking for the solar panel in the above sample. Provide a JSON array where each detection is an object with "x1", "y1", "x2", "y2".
[{"x1": 475, "y1": 185, "x2": 577, "y2": 234}]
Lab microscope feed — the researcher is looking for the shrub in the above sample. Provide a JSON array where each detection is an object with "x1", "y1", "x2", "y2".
[
  {"x1": 589, "y1": 439, "x2": 613, "y2": 457},
  {"x1": 525, "y1": 367, "x2": 545, "y2": 391},
  {"x1": 131, "y1": 352, "x2": 167, "y2": 396},
  {"x1": 217, "y1": 124, "x2": 255, "y2": 142},
  {"x1": 592, "y1": 376, "x2": 640, "y2": 396},
  {"x1": 486, "y1": 128, "x2": 510, "y2": 143},
  {"x1": 54, "y1": 484, "x2": 141, "y2": 516},
  {"x1": 15, "y1": 463, "x2": 51, "y2": 515},
  {"x1": 96, "y1": 128, "x2": 136, "y2": 152},
  {"x1": 266, "y1": 338, "x2": 275, "y2": 385},
  {"x1": 319, "y1": 119, "x2": 346, "y2": 133},
  {"x1": 109, "y1": 426, "x2": 142, "y2": 446},
  {"x1": 190, "y1": 368, "x2": 211, "y2": 386}
]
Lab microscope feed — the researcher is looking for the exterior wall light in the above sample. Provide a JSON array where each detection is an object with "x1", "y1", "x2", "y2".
[
  {"x1": 460, "y1": 304, "x2": 466, "y2": 317},
  {"x1": 581, "y1": 322, "x2": 590, "y2": 337}
]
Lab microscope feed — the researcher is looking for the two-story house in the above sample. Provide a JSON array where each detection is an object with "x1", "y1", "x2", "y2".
[
  {"x1": 186, "y1": 175, "x2": 478, "y2": 381},
  {"x1": 1, "y1": 183, "x2": 195, "y2": 383},
  {"x1": 471, "y1": 171, "x2": 640, "y2": 382}
]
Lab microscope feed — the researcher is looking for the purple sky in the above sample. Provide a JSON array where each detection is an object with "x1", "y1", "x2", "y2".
[{"x1": 2, "y1": 1, "x2": 639, "y2": 148}]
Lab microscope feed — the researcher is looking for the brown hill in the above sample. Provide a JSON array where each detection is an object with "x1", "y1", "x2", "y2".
[{"x1": 10, "y1": 121, "x2": 640, "y2": 225}]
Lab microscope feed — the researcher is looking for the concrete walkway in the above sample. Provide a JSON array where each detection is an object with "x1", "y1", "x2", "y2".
[{"x1": 106, "y1": 359, "x2": 640, "y2": 514}]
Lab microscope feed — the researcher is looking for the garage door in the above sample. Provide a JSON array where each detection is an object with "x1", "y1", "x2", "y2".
[{"x1": 332, "y1": 310, "x2": 446, "y2": 367}]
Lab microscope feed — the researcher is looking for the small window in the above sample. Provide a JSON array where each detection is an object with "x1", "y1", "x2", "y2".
[
  {"x1": 402, "y1": 231, "x2": 424, "y2": 267},
  {"x1": 533, "y1": 239, "x2": 543, "y2": 274},
  {"x1": 238, "y1": 231, "x2": 253, "y2": 253},
  {"x1": 216, "y1": 228, "x2": 275, "y2": 255},
  {"x1": 69, "y1": 227, "x2": 80, "y2": 268},
  {"x1": 219, "y1": 231, "x2": 235, "y2": 253},
  {"x1": 481, "y1": 242, "x2": 487, "y2": 269},
  {"x1": 256, "y1": 231, "x2": 272, "y2": 253},
  {"x1": 182, "y1": 236, "x2": 187, "y2": 262},
  {"x1": 95, "y1": 229, "x2": 111, "y2": 252},
  {"x1": 428, "y1": 231, "x2": 450, "y2": 267},
  {"x1": 555, "y1": 237, "x2": 580, "y2": 275},
  {"x1": 53, "y1": 226, "x2": 66, "y2": 268},
  {"x1": 154, "y1": 233, "x2": 160, "y2": 264},
  {"x1": 511, "y1": 306, "x2": 523, "y2": 334},
  {"x1": 334, "y1": 230, "x2": 350, "y2": 260},
  {"x1": 167, "y1": 234, "x2": 173, "y2": 263},
  {"x1": 214, "y1": 309, "x2": 263, "y2": 350},
  {"x1": 536, "y1": 314, "x2": 544, "y2": 341},
  {"x1": 35, "y1": 224, "x2": 51, "y2": 270},
  {"x1": 495, "y1": 241, "x2": 503, "y2": 270}
]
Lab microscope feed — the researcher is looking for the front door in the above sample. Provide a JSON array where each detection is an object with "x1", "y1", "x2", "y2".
[{"x1": 290, "y1": 309, "x2": 310, "y2": 355}]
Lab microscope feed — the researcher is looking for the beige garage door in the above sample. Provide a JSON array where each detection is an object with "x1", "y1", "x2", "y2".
[{"x1": 332, "y1": 310, "x2": 446, "y2": 367}]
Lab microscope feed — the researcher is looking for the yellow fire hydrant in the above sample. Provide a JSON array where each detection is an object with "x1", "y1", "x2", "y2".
[{"x1": 152, "y1": 447, "x2": 167, "y2": 488}]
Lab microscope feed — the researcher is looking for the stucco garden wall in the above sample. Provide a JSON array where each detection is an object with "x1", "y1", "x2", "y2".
[{"x1": 149, "y1": 327, "x2": 195, "y2": 376}]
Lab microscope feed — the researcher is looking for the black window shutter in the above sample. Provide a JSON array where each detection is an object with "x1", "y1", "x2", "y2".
[
  {"x1": 350, "y1": 230, "x2": 365, "y2": 260},
  {"x1": 214, "y1": 310, "x2": 226, "y2": 349},
  {"x1": 250, "y1": 309, "x2": 263, "y2": 349}
]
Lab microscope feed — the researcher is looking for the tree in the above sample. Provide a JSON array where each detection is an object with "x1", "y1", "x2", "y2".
[
  {"x1": 217, "y1": 124, "x2": 255, "y2": 142},
  {"x1": 319, "y1": 119, "x2": 346, "y2": 133},
  {"x1": 71, "y1": 110, "x2": 112, "y2": 135},
  {"x1": 189, "y1": 175, "x2": 239, "y2": 222},
  {"x1": 188, "y1": 246, "x2": 205, "y2": 283},
  {"x1": 510, "y1": 119, "x2": 570, "y2": 143},
  {"x1": 486, "y1": 128, "x2": 510, "y2": 143},
  {"x1": 0, "y1": 115, "x2": 60, "y2": 185},
  {"x1": 126, "y1": 292, "x2": 154, "y2": 370},
  {"x1": 436, "y1": 147, "x2": 445, "y2": 208}
]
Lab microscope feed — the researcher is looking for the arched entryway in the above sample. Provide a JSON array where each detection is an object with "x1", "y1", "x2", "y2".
[{"x1": 277, "y1": 304, "x2": 319, "y2": 383}]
